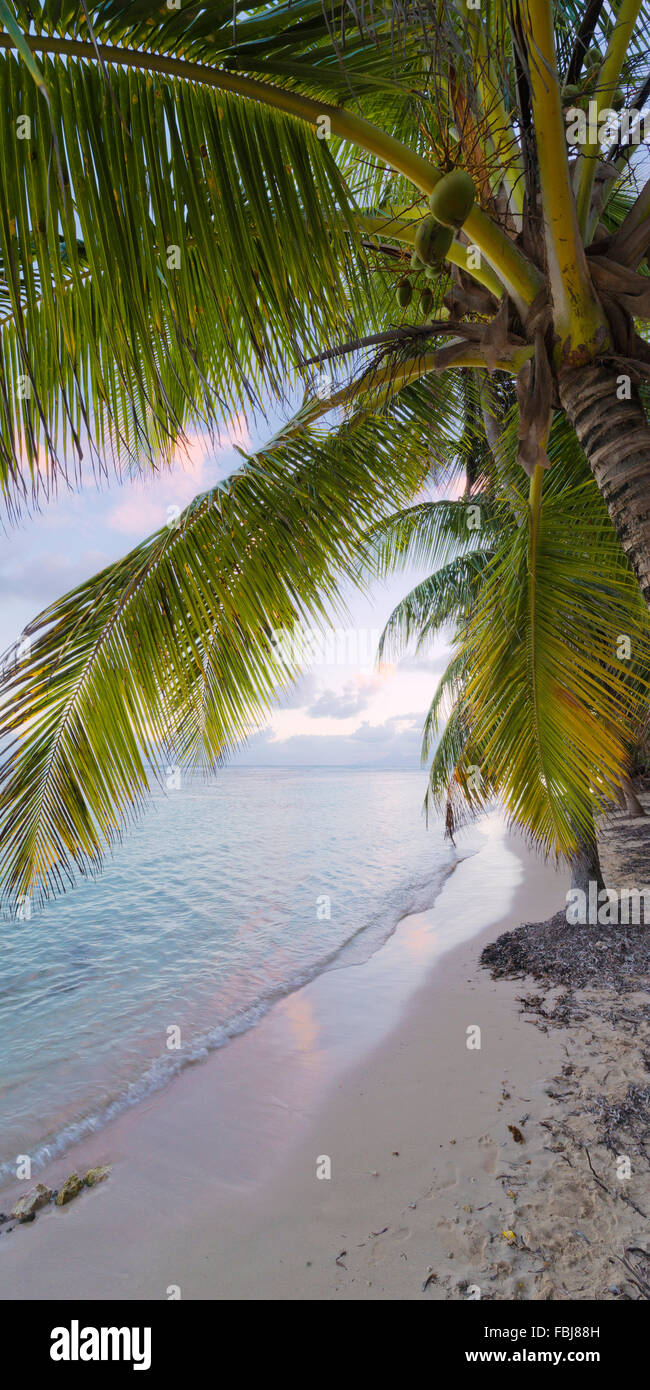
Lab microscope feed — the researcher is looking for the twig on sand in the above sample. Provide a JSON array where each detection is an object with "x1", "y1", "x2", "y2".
[
  {"x1": 615, "y1": 1249, "x2": 650, "y2": 1299},
  {"x1": 584, "y1": 1146, "x2": 610, "y2": 1195},
  {"x1": 584, "y1": 1146, "x2": 648, "y2": 1218}
]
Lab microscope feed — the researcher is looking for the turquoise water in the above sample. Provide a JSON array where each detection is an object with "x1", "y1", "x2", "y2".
[{"x1": 0, "y1": 769, "x2": 454, "y2": 1186}]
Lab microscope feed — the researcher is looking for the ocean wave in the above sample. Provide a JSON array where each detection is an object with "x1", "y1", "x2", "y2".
[{"x1": 0, "y1": 853, "x2": 462, "y2": 1188}]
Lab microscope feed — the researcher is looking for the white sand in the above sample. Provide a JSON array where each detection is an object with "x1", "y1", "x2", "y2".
[{"x1": 1, "y1": 817, "x2": 645, "y2": 1301}]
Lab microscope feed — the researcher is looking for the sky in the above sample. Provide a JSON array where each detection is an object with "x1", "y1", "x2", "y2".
[{"x1": 0, "y1": 413, "x2": 453, "y2": 771}]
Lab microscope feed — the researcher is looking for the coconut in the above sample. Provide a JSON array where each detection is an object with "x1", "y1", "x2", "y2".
[
  {"x1": 414, "y1": 215, "x2": 454, "y2": 267},
  {"x1": 420, "y1": 287, "x2": 434, "y2": 318},
  {"x1": 428, "y1": 170, "x2": 475, "y2": 229},
  {"x1": 397, "y1": 277, "x2": 413, "y2": 307}
]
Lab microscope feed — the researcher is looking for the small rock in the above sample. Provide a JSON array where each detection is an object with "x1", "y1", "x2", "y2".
[
  {"x1": 19, "y1": 1212, "x2": 36, "y2": 1224},
  {"x1": 83, "y1": 1165, "x2": 112, "y2": 1188},
  {"x1": 11, "y1": 1183, "x2": 52, "y2": 1220},
  {"x1": 55, "y1": 1174, "x2": 84, "y2": 1206}
]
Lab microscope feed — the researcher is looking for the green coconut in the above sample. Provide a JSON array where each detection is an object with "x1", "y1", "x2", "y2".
[
  {"x1": 428, "y1": 170, "x2": 475, "y2": 229},
  {"x1": 562, "y1": 82, "x2": 590, "y2": 112},
  {"x1": 414, "y1": 215, "x2": 454, "y2": 268},
  {"x1": 420, "y1": 287, "x2": 434, "y2": 318},
  {"x1": 396, "y1": 277, "x2": 413, "y2": 308}
]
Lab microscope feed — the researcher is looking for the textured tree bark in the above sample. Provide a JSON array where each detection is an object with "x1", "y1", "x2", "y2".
[
  {"x1": 622, "y1": 773, "x2": 646, "y2": 817},
  {"x1": 569, "y1": 833, "x2": 607, "y2": 897},
  {"x1": 559, "y1": 365, "x2": 650, "y2": 604},
  {"x1": 569, "y1": 785, "x2": 607, "y2": 899}
]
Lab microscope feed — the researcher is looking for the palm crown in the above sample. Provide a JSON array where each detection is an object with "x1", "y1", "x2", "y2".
[{"x1": 1, "y1": 0, "x2": 650, "y2": 911}]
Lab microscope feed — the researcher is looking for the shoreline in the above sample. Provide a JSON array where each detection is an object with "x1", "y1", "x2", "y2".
[{"x1": 0, "y1": 814, "x2": 580, "y2": 1300}]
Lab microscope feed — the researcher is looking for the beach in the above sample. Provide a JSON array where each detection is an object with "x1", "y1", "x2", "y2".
[{"x1": 1, "y1": 811, "x2": 648, "y2": 1301}]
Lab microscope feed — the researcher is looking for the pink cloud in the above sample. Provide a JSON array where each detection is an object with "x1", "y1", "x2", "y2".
[{"x1": 107, "y1": 418, "x2": 251, "y2": 538}]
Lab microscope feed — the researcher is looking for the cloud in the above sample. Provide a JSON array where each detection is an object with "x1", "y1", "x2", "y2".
[
  {"x1": 233, "y1": 712, "x2": 427, "y2": 768},
  {"x1": 107, "y1": 418, "x2": 251, "y2": 538},
  {"x1": 397, "y1": 652, "x2": 448, "y2": 676},
  {"x1": 306, "y1": 676, "x2": 382, "y2": 720},
  {"x1": 276, "y1": 673, "x2": 320, "y2": 709},
  {"x1": 0, "y1": 550, "x2": 109, "y2": 602}
]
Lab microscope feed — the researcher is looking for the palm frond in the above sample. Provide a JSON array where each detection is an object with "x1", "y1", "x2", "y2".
[
  {"x1": 0, "y1": 375, "x2": 457, "y2": 912},
  {"x1": 378, "y1": 552, "x2": 494, "y2": 661},
  {"x1": 0, "y1": 51, "x2": 371, "y2": 504},
  {"x1": 426, "y1": 478, "x2": 650, "y2": 855}
]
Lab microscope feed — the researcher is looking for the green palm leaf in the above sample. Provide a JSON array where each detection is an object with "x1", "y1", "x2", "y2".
[
  {"x1": 378, "y1": 552, "x2": 495, "y2": 662},
  {"x1": 0, "y1": 375, "x2": 461, "y2": 911},
  {"x1": 425, "y1": 479, "x2": 650, "y2": 854},
  {"x1": 0, "y1": 51, "x2": 371, "y2": 502}
]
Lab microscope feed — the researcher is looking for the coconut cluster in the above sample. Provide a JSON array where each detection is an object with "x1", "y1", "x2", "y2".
[{"x1": 395, "y1": 170, "x2": 475, "y2": 319}]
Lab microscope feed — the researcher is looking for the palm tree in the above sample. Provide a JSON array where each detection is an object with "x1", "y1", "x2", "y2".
[
  {"x1": 1, "y1": 2, "x2": 650, "y2": 909},
  {"x1": 370, "y1": 401, "x2": 650, "y2": 892}
]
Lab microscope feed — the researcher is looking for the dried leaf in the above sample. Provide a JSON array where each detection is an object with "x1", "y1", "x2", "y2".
[{"x1": 588, "y1": 255, "x2": 650, "y2": 318}]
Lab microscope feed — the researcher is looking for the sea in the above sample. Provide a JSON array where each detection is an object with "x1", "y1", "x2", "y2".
[{"x1": 0, "y1": 768, "x2": 458, "y2": 1188}]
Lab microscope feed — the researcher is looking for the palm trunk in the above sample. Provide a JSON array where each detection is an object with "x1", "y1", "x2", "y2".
[
  {"x1": 560, "y1": 365, "x2": 650, "y2": 604},
  {"x1": 622, "y1": 773, "x2": 646, "y2": 817},
  {"x1": 569, "y1": 783, "x2": 607, "y2": 899},
  {"x1": 570, "y1": 832, "x2": 607, "y2": 897}
]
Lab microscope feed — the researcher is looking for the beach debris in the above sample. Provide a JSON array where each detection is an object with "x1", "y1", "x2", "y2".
[
  {"x1": 10, "y1": 1183, "x2": 52, "y2": 1220},
  {"x1": 335, "y1": 1250, "x2": 347, "y2": 1268},
  {"x1": 422, "y1": 1270, "x2": 438, "y2": 1290},
  {"x1": 55, "y1": 1173, "x2": 84, "y2": 1206},
  {"x1": 501, "y1": 1229, "x2": 518, "y2": 1244},
  {"x1": 19, "y1": 1212, "x2": 36, "y2": 1224},
  {"x1": 508, "y1": 1125, "x2": 525, "y2": 1144},
  {"x1": 481, "y1": 896, "x2": 650, "y2": 992},
  {"x1": 371, "y1": 1227, "x2": 388, "y2": 1237},
  {"x1": 615, "y1": 1247, "x2": 650, "y2": 1300},
  {"x1": 84, "y1": 1165, "x2": 112, "y2": 1188}
]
